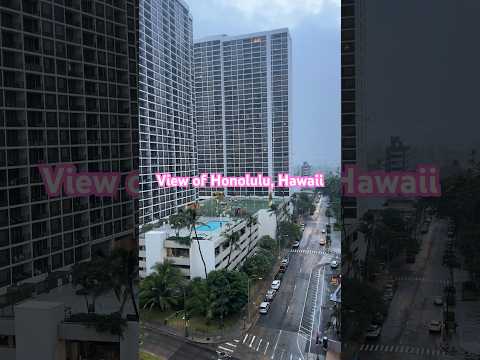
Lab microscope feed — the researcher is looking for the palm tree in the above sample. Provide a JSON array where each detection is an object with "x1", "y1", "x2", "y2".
[
  {"x1": 184, "y1": 208, "x2": 209, "y2": 278},
  {"x1": 169, "y1": 210, "x2": 189, "y2": 242},
  {"x1": 224, "y1": 231, "x2": 241, "y2": 269},
  {"x1": 109, "y1": 248, "x2": 140, "y2": 319},
  {"x1": 139, "y1": 260, "x2": 185, "y2": 312},
  {"x1": 245, "y1": 214, "x2": 258, "y2": 257},
  {"x1": 268, "y1": 203, "x2": 281, "y2": 255},
  {"x1": 71, "y1": 257, "x2": 112, "y2": 313}
]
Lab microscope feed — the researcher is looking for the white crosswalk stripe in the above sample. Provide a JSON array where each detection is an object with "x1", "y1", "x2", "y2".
[
  {"x1": 358, "y1": 343, "x2": 448, "y2": 357},
  {"x1": 229, "y1": 333, "x2": 304, "y2": 360}
]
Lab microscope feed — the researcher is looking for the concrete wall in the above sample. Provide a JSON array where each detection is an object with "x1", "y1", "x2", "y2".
[
  {"x1": 144, "y1": 230, "x2": 168, "y2": 276},
  {"x1": 256, "y1": 209, "x2": 277, "y2": 240},
  {"x1": 0, "y1": 347, "x2": 15, "y2": 360},
  {"x1": 190, "y1": 238, "x2": 215, "y2": 279},
  {"x1": 120, "y1": 321, "x2": 139, "y2": 360},
  {"x1": 14, "y1": 300, "x2": 65, "y2": 360}
]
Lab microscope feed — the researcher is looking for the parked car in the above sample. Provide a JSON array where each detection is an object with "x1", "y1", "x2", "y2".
[
  {"x1": 259, "y1": 302, "x2": 270, "y2": 314},
  {"x1": 271, "y1": 280, "x2": 281, "y2": 290},
  {"x1": 280, "y1": 257, "x2": 289, "y2": 272},
  {"x1": 330, "y1": 260, "x2": 339, "y2": 269},
  {"x1": 292, "y1": 241, "x2": 300, "y2": 248},
  {"x1": 433, "y1": 296, "x2": 443, "y2": 306},
  {"x1": 365, "y1": 324, "x2": 382, "y2": 339},
  {"x1": 429, "y1": 320, "x2": 442, "y2": 333},
  {"x1": 265, "y1": 289, "x2": 277, "y2": 302}
]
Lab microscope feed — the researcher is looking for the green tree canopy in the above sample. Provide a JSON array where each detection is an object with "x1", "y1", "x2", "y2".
[{"x1": 139, "y1": 260, "x2": 186, "y2": 312}]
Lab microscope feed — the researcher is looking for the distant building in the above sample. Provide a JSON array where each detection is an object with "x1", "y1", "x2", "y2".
[
  {"x1": 139, "y1": 0, "x2": 198, "y2": 225},
  {"x1": 301, "y1": 162, "x2": 312, "y2": 176},
  {"x1": 193, "y1": 29, "x2": 292, "y2": 197},
  {"x1": 385, "y1": 137, "x2": 409, "y2": 172}
]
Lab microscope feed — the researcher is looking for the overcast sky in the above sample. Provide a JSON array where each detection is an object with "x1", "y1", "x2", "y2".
[{"x1": 186, "y1": 0, "x2": 340, "y2": 168}]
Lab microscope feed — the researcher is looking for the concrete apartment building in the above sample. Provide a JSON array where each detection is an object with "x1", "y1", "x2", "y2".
[
  {"x1": 140, "y1": 198, "x2": 291, "y2": 279},
  {"x1": 0, "y1": 0, "x2": 139, "y2": 357},
  {"x1": 0, "y1": 0, "x2": 138, "y2": 294},
  {"x1": 193, "y1": 29, "x2": 292, "y2": 198},
  {"x1": 138, "y1": 0, "x2": 197, "y2": 225}
]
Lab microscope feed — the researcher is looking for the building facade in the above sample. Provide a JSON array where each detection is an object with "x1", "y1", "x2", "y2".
[
  {"x1": 138, "y1": 0, "x2": 197, "y2": 225},
  {"x1": 193, "y1": 29, "x2": 292, "y2": 198},
  {"x1": 300, "y1": 161, "x2": 312, "y2": 176},
  {"x1": 141, "y1": 209, "x2": 277, "y2": 279},
  {"x1": 0, "y1": 0, "x2": 138, "y2": 292}
]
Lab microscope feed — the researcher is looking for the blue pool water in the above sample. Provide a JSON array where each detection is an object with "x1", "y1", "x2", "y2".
[{"x1": 195, "y1": 221, "x2": 227, "y2": 232}]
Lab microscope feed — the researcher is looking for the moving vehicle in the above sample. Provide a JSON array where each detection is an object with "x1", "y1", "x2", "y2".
[
  {"x1": 429, "y1": 320, "x2": 442, "y2": 333},
  {"x1": 292, "y1": 241, "x2": 300, "y2": 248},
  {"x1": 322, "y1": 228, "x2": 326, "y2": 234},
  {"x1": 265, "y1": 289, "x2": 277, "y2": 301},
  {"x1": 259, "y1": 302, "x2": 270, "y2": 314},
  {"x1": 271, "y1": 280, "x2": 281, "y2": 290},
  {"x1": 319, "y1": 238, "x2": 326, "y2": 246},
  {"x1": 365, "y1": 324, "x2": 382, "y2": 339},
  {"x1": 330, "y1": 260, "x2": 339, "y2": 269}
]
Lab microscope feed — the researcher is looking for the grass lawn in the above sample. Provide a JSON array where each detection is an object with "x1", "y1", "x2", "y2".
[
  {"x1": 141, "y1": 308, "x2": 241, "y2": 333},
  {"x1": 140, "y1": 308, "x2": 175, "y2": 323},
  {"x1": 140, "y1": 351, "x2": 164, "y2": 360}
]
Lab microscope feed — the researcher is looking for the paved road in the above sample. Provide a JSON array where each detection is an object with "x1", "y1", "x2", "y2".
[
  {"x1": 141, "y1": 324, "x2": 226, "y2": 360},
  {"x1": 215, "y1": 195, "x2": 341, "y2": 360},
  {"x1": 358, "y1": 218, "x2": 466, "y2": 360}
]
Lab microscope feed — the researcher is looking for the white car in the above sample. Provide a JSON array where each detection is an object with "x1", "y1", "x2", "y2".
[
  {"x1": 265, "y1": 289, "x2": 277, "y2": 301},
  {"x1": 292, "y1": 241, "x2": 300, "y2": 248},
  {"x1": 271, "y1": 280, "x2": 281, "y2": 290},
  {"x1": 330, "y1": 260, "x2": 339, "y2": 269},
  {"x1": 259, "y1": 302, "x2": 270, "y2": 314},
  {"x1": 429, "y1": 320, "x2": 442, "y2": 333},
  {"x1": 319, "y1": 238, "x2": 326, "y2": 246},
  {"x1": 365, "y1": 324, "x2": 382, "y2": 339},
  {"x1": 322, "y1": 229, "x2": 326, "y2": 234}
]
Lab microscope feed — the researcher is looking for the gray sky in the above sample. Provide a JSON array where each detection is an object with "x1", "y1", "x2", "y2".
[{"x1": 186, "y1": 0, "x2": 340, "y2": 168}]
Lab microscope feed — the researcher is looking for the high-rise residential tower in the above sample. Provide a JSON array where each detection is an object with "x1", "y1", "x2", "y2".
[
  {"x1": 0, "y1": 0, "x2": 138, "y2": 292},
  {"x1": 138, "y1": 0, "x2": 197, "y2": 225},
  {"x1": 193, "y1": 29, "x2": 292, "y2": 198}
]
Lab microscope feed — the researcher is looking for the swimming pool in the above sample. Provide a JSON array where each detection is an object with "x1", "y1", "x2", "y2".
[{"x1": 195, "y1": 220, "x2": 227, "y2": 232}]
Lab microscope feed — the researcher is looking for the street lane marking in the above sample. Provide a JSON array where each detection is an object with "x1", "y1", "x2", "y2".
[
  {"x1": 287, "y1": 305, "x2": 290, "y2": 313},
  {"x1": 256, "y1": 338, "x2": 262, "y2": 351},
  {"x1": 233, "y1": 339, "x2": 239, "y2": 343},
  {"x1": 271, "y1": 330, "x2": 282, "y2": 359},
  {"x1": 218, "y1": 346, "x2": 234, "y2": 353},
  {"x1": 264, "y1": 341, "x2": 270, "y2": 355},
  {"x1": 226, "y1": 342, "x2": 237, "y2": 348},
  {"x1": 249, "y1": 335, "x2": 256, "y2": 348},
  {"x1": 243, "y1": 334, "x2": 248, "y2": 344}
]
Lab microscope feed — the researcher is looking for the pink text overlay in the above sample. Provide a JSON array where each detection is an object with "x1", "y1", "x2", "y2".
[
  {"x1": 155, "y1": 173, "x2": 325, "y2": 189},
  {"x1": 341, "y1": 165, "x2": 441, "y2": 197},
  {"x1": 37, "y1": 164, "x2": 139, "y2": 198}
]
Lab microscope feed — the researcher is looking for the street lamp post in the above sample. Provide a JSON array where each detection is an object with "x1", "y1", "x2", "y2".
[{"x1": 246, "y1": 275, "x2": 262, "y2": 326}]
